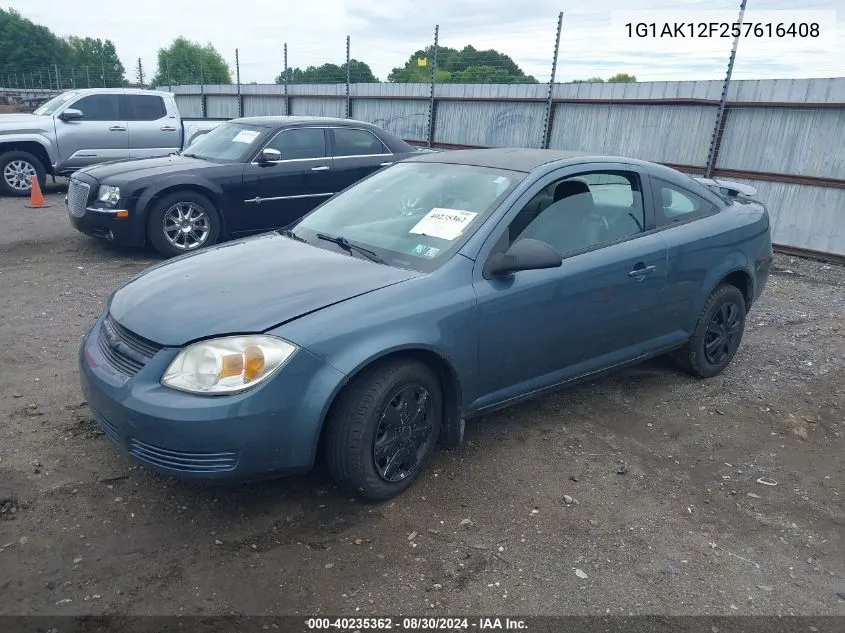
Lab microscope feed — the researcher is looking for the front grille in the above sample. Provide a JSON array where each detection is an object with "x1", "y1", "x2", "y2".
[
  {"x1": 67, "y1": 178, "x2": 91, "y2": 218},
  {"x1": 127, "y1": 439, "x2": 239, "y2": 473},
  {"x1": 97, "y1": 314, "x2": 163, "y2": 377}
]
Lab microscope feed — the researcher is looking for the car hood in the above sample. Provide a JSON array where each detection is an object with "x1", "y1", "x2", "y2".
[
  {"x1": 77, "y1": 154, "x2": 216, "y2": 184},
  {"x1": 108, "y1": 233, "x2": 422, "y2": 347},
  {"x1": 0, "y1": 113, "x2": 54, "y2": 134}
]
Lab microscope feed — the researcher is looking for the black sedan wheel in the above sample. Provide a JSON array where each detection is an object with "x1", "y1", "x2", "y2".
[
  {"x1": 673, "y1": 283, "x2": 747, "y2": 378},
  {"x1": 147, "y1": 191, "x2": 221, "y2": 257},
  {"x1": 325, "y1": 359, "x2": 442, "y2": 501}
]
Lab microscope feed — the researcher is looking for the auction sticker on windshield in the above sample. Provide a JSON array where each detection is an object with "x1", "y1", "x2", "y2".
[
  {"x1": 409, "y1": 208, "x2": 478, "y2": 241},
  {"x1": 232, "y1": 130, "x2": 260, "y2": 144}
]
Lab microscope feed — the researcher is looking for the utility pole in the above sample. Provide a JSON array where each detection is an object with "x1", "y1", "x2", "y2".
[
  {"x1": 705, "y1": 0, "x2": 747, "y2": 178},
  {"x1": 426, "y1": 24, "x2": 439, "y2": 148},
  {"x1": 235, "y1": 48, "x2": 242, "y2": 117},
  {"x1": 283, "y1": 42, "x2": 289, "y2": 115},
  {"x1": 136, "y1": 58, "x2": 145, "y2": 87},
  {"x1": 541, "y1": 11, "x2": 564, "y2": 149},
  {"x1": 345, "y1": 35, "x2": 351, "y2": 118}
]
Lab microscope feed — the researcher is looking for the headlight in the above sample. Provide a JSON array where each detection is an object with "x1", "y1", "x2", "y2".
[
  {"x1": 161, "y1": 335, "x2": 297, "y2": 395},
  {"x1": 97, "y1": 185, "x2": 121, "y2": 205}
]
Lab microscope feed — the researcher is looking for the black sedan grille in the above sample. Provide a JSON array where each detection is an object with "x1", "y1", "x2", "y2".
[
  {"x1": 67, "y1": 178, "x2": 91, "y2": 218},
  {"x1": 97, "y1": 314, "x2": 163, "y2": 377}
]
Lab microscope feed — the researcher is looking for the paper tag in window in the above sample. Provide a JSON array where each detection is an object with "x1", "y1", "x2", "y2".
[
  {"x1": 232, "y1": 130, "x2": 260, "y2": 144},
  {"x1": 409, "y1": 208, "x2": 478, "y2": 241}
]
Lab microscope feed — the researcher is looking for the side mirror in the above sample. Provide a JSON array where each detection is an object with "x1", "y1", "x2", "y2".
[
  {"x1": 58, "y1": 108, "x2": 83, "y2": 121},
  {"x1": 483, "y1": 238, "x2": 562, "y2": 278},
  {"x1": 257, "y1": 148, "x2": 281, "y2": 163}
]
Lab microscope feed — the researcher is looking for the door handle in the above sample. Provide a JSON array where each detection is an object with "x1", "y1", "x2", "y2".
[
  {"x1": 628, "y1": 264, "x2": 657, "y2": 278},
  {"x1": 380, "y1": 161, "x2": 393, "y2": 166},
  {"x1": 160, "y1": 126, "x2": 177, "y2": 131},
  {"x1": 109, "y1": 126, "x2": 126, "y2": 132},
  {"x1": 311, "y1": 165, "x2": 330, "y2": 171}
]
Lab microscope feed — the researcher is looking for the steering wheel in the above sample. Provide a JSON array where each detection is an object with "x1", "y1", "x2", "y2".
[
  {"x1": 397, "y1": 194, "x2": 425, "y2": 217},
  {"x1": 584, "y1": 212, "x2": 610, "y2": 232}
]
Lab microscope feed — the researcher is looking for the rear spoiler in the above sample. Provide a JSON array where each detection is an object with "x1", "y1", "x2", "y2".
[{"x1": 693, "y1": 177, "x2": 758, "y2": 199}]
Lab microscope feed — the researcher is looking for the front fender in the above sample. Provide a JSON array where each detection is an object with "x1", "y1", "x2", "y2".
[
  {"x1": 134, "y1": 176, "x2": 229, "y2": 218},
  {"x1": 0, "y1": 133, "x2": 58, "y2": 167}
]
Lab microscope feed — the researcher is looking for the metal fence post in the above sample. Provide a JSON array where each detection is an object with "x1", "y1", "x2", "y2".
[
  {"x1": 235, "y1": 48, "x2": 242, "y2": 117},
  {"x1": 426, "y1": 24, "x2": 439, "y2": 148},
  {"x1": 283, "y1": 42, "x2": 289, "y2": 116},
  {"x1": 541, "y1": 11, "x2": 563, "y2": 149},
  {"x1": 345, "y1": 35, "x2": 351, "y2": 118},
  {"x1": 199, "y1": 60, "x2": 206, "y2": 118},
  {"x1": 86, "y1": 66, "x2": 91, "y2": 88},
  {"x1": 55, "y1": 64, "x2": 61, "y2": 89},
  {"x1": 705, "y1": 0, "x2": 747, "y2": 178},
  {"x1": 101, "y1": 58, "x2": 106, "y2": 87}
]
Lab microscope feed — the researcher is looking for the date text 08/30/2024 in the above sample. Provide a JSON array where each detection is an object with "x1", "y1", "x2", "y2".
[{"x1": 305, "y1": 617, "x2": 528, "y2": 630}]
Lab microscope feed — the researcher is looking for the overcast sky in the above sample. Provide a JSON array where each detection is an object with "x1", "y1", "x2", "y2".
[{"x1": 8, "y1": 0, "x2": 843, "y2": 83}]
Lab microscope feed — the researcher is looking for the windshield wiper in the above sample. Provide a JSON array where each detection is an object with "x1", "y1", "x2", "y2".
[
  {"x1": 315, "y1": 232, "x2": 385, "y2": 264},
  {"x1": 278, "y1": 228, "x2": 307, "y2": 243}
]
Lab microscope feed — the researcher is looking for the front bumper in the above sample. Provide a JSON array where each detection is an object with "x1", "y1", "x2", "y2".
[
  {"x1": 68, "y1": 205, "x2": 146, "y2": 247},
  {"x1": 79, "y1": 314, "x2": 346, "y2": 481},
  {"x1": 65, "y1": 173, "x2": 145, "y2": 247}
]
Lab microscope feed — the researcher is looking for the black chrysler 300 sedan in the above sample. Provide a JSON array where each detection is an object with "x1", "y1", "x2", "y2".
[{"x1": 65, "y1": 116, "x2": 422, "y2": 256}]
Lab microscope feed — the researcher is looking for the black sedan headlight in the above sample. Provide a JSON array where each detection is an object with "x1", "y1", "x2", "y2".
[{"x1": 96, "y1": 185, "x2": 121, "y2": 205}]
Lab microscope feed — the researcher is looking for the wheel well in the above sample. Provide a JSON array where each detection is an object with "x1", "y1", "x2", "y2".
[
  {"x1": 0, "y1": 142, "x2": 52, "y2": 174},
  {"x1": 145, "y1": 185, "x2": 228, "y2": 236},
  {"x1": 720, "y1": 270, "x2": 753, "y2": 309},
  {"x1": 316, "y1": 349, "x2": 463, "y2": 452}
]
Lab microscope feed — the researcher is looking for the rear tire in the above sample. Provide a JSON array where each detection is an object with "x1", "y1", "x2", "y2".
[
  {"x1": 0, "y1": 150, "x2": 47, "y2": 197},
  {"x1": 324, "y1": 359, "x2": 442, "y2": 501},
  {"x1": 146, "y1": 191, "x2": 221, "y2": 258},
  {"x1": 673, "y1": 284, "x2": 747, "y2": 378}
]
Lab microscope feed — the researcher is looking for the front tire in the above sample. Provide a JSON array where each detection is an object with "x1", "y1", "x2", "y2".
[
  {"x1": 673, "y1": 284, "x2": 747, "y2": 378},
  {"x1": 146, "y1": 191, "x2": 221, "y2": 258},
  {"x1": 0, "y1": 150, "x2": 46, "y2": 197},
  {"x1": 324, "y1": 359, "x2": 442, "y2": 501}
]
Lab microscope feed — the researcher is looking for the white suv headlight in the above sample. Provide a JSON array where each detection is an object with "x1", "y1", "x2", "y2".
[
  {"x1": 97, "y1": 185, "x2": 121, "y2": 205},
  {"x1": 162, "y1": 335, "x2": 297, "y2": 395}
]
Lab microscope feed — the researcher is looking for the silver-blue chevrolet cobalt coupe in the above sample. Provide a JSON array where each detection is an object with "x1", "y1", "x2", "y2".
[{"x1": 79, "y1": 148, "x2": 773, "y2": 501}]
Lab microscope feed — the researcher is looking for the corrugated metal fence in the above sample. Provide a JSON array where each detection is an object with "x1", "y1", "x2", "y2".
[{"x1": 170, "y1": 78, "x2": 845, "y2": 258}]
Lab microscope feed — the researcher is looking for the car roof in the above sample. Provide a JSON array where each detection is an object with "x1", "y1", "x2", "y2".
[
  {"x1": 406, "y1": 147, "x2": 675, "y2": 175},
  {"x1": 231, "y1": 115, "x2": 382, "y2": 129}
]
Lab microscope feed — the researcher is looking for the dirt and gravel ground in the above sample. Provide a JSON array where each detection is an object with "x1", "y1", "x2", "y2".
[{"x1": 1, "y1": 184, "x2": 844, "y2": 617}]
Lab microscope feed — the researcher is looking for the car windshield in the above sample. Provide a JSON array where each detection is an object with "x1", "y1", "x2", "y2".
[
  {"x1": 181, "y1": 122, "x2": 266, "y2": 162},
  {"x1": 292, "y1": 161, "x2": 523, "y2": 272},
  {"x1": 33, "y1": 91, "x2": 78, "y2": 115}
]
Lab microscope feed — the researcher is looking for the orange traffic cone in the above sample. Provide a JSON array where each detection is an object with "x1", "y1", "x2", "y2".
[{"x1": 25, "y1": 175, "x2": 51, "y2": 208}]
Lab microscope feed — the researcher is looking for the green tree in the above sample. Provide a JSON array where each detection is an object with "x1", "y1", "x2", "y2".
[
  {"x1": 388, "y1": 45, "x2": 537, "y2": 83},
  {"x1": 66, "y1": 36, "x2": 125, "y2": 87},
  {"x1": 0, "y1": 8, "x2": 69, "y2": 84},
  {"x1": 153, "y1": 37, "x2": 231, "y2": 86},
  {"x1": 275, "y1": 59, "x2": 378, "y2": 84},
  {"x1": 571, "y1": 73, "x2": 636, "y2": 84}
]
